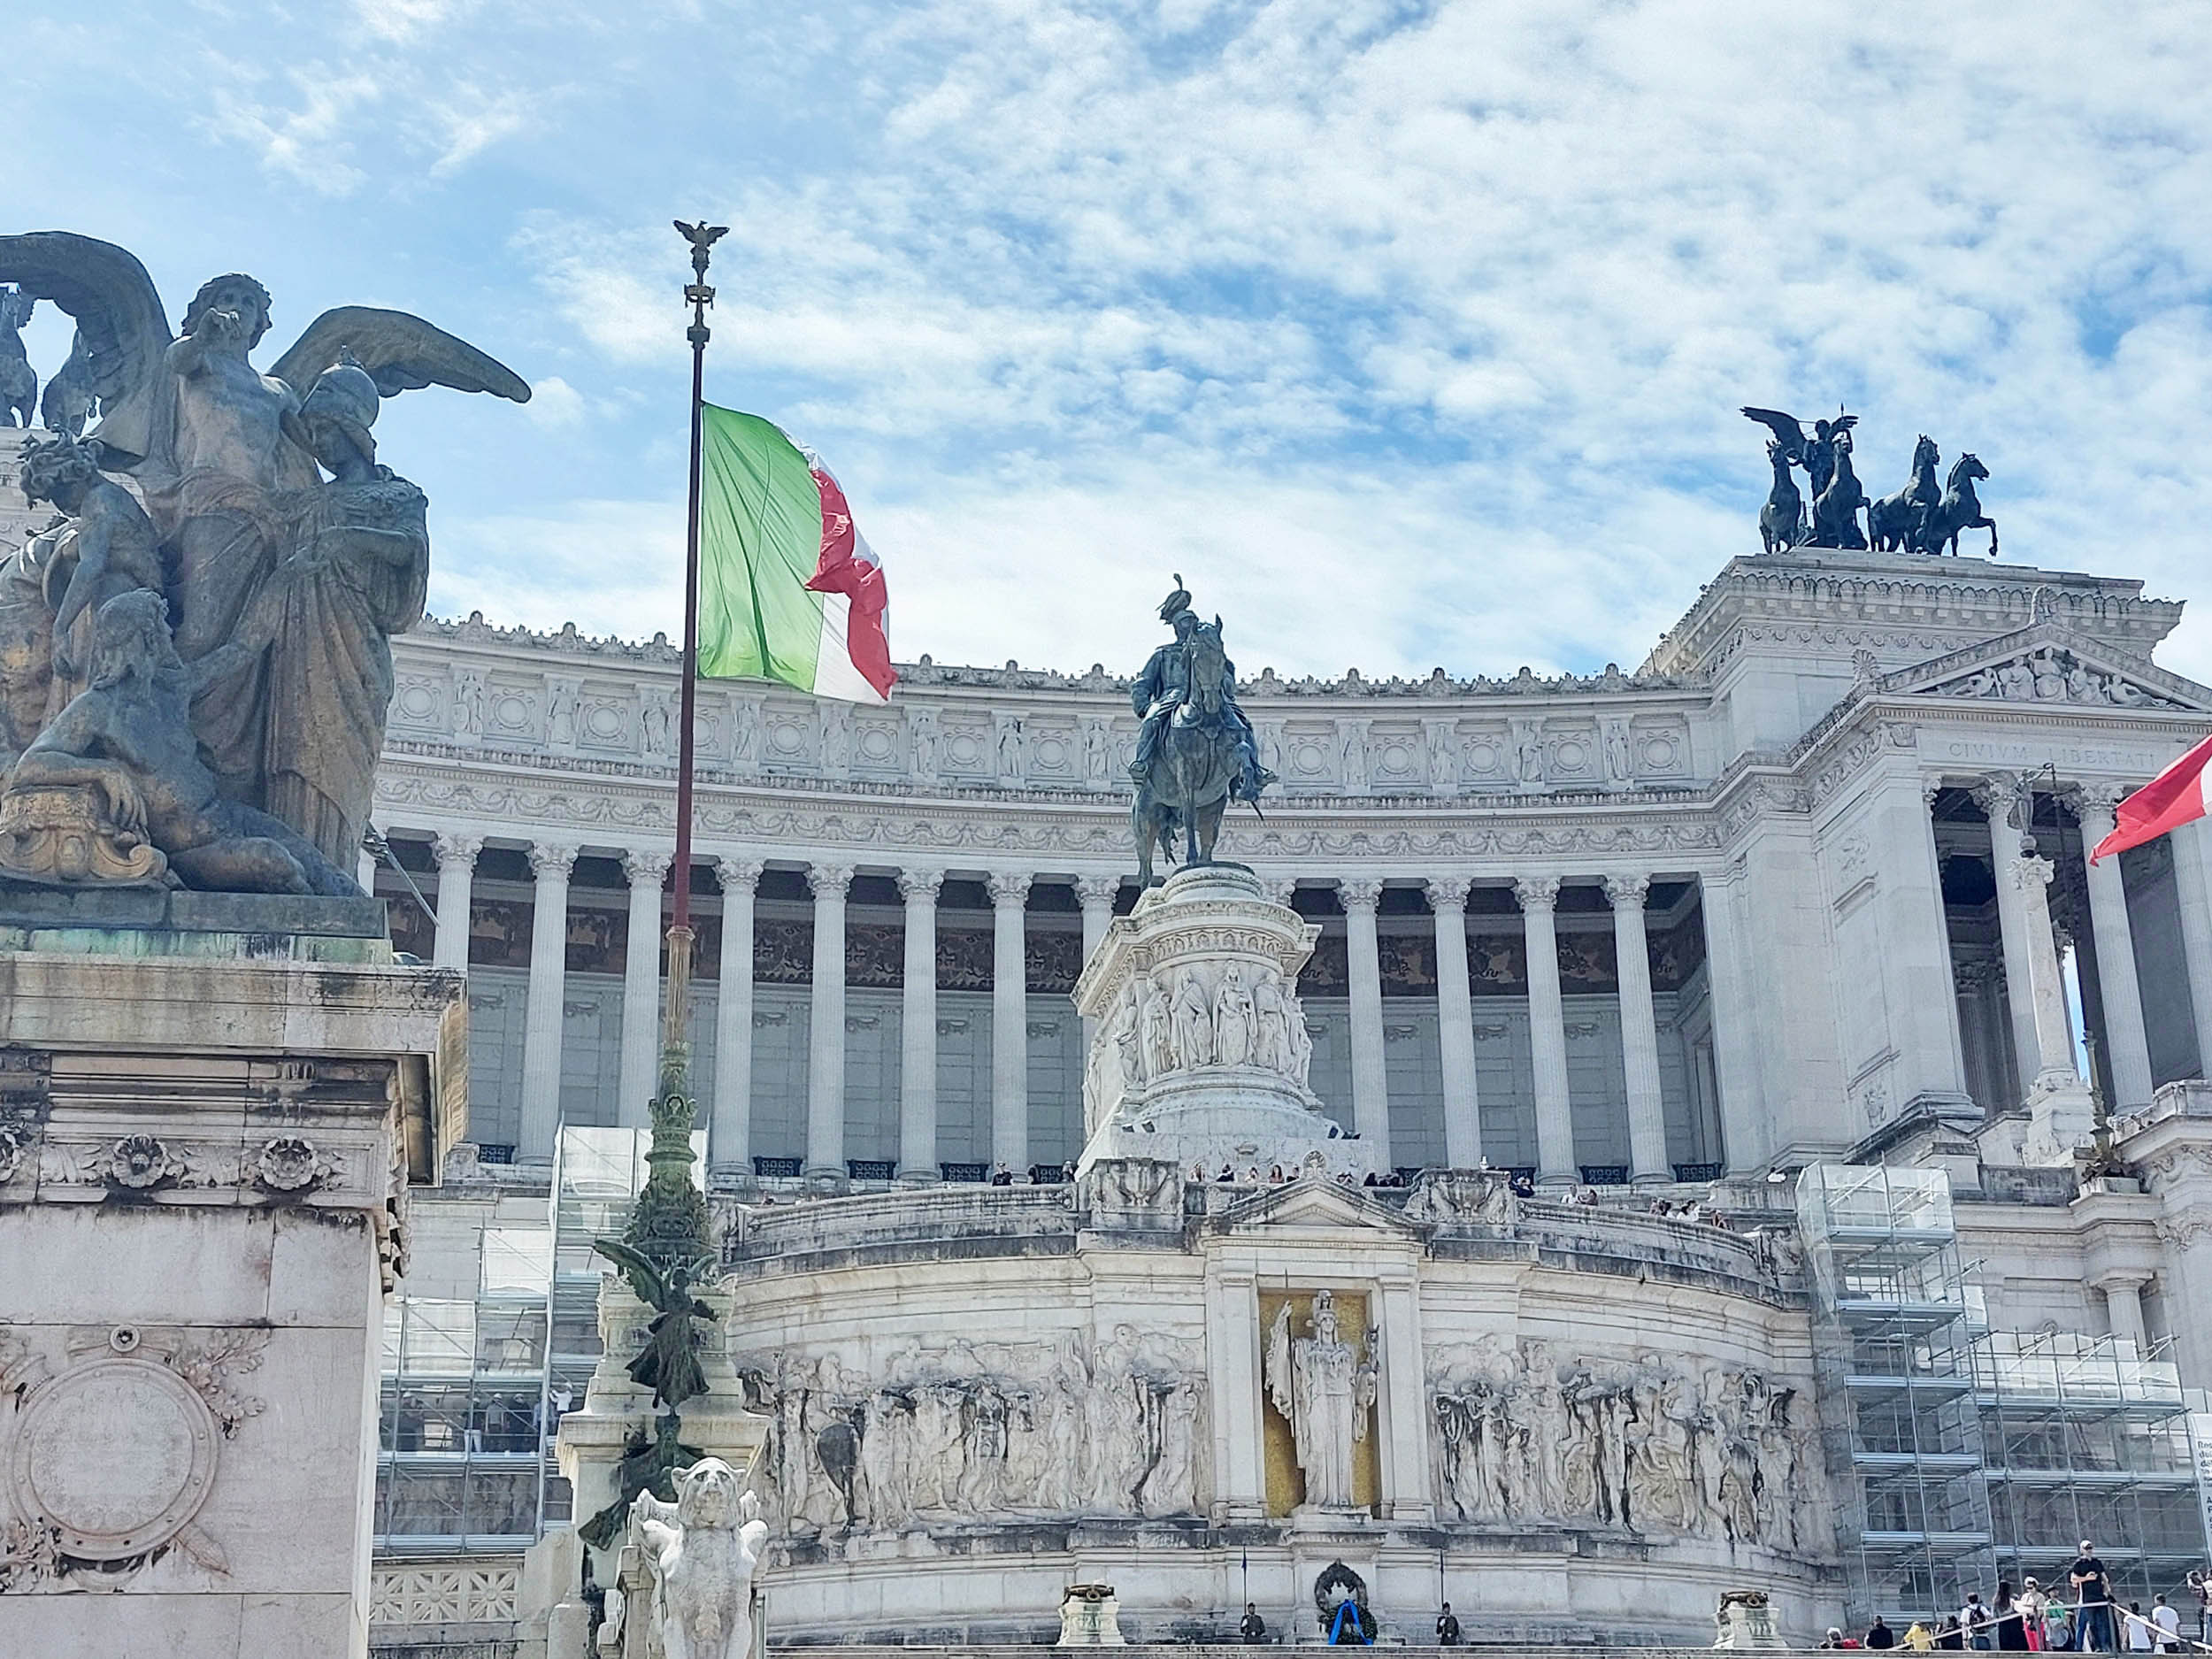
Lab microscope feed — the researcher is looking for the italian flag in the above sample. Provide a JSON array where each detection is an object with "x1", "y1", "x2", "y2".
[
  {"x1": 695, "y1": 403, "x2": 895, "y2": 703},
  {"x1": 2090, "y1": 731, "x2": 2212, "y2": 862}
]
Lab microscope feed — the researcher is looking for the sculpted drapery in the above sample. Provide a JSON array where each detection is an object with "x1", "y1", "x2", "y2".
[
  {"x1": 0, "y1": 233, "x2": 527, "y2": 894},
  {"x1": 1264, "y1": 1290, "x2": 1379, "y2": 1511}
]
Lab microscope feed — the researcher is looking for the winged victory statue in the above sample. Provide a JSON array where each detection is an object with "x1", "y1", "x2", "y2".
[{"x1": 0, "y1": 231, "x2": 529, "y2": 893}]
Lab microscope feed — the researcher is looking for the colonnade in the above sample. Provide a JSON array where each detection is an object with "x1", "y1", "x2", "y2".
[
  {"x1": 1970, "y1": 776, "x2": 2176, "y2": 1110},
  {"x1": 401, "y1": 837, "x2": 1719, "y2": 1186}
]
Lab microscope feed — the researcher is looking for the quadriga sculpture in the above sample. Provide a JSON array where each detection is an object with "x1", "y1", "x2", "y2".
[{"x1": 631, "y1": 1458, "x2": 769, "y2": 1659}]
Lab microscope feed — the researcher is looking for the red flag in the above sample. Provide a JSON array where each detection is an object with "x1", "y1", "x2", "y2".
[{"x1": 2089, "y1": 731, "x2": 2212, "y2": 862}]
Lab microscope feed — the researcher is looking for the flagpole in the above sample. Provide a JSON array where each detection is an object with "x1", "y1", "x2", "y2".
[{"x1": 624, "y1": 219, "x2": 726, "y2": 1271}]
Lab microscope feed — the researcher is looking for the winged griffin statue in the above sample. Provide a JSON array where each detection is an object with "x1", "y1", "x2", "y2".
[{"x1": 0, "y1": 231, "x2": 528, "y2": 894}]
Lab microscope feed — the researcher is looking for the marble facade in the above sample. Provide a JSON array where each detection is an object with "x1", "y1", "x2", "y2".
[{"x1": 0, "y1": 902, "x2": 463, "y2": 1655}]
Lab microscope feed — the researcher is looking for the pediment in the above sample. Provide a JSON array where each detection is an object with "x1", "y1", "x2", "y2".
[
  {"x1": 1883, "y1": 621, "x2": 2212, "y2": 714},
  {"x1": 1218, "y1": 1178, "x2": 1413, "y2": 1235}
]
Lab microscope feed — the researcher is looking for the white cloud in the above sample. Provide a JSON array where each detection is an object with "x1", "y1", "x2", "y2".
[
  {"x1": 521, "y1": 374, "x2": 586, "y2": 428},
  {"x1": 29, "y1": 0, "x2": 2212, "y2": 685}
]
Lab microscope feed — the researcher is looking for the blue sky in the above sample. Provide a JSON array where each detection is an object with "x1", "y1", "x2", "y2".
[{"x1": 12, "y1": 0, "x2": 2212, "y2": 682}]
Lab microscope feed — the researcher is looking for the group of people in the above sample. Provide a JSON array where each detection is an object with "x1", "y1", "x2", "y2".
[
  {"x1": 1233, "y1": 1598, "x2": 1464, "y2": 1646},
  {"x1": 1822, "y1": 1543, "x2": 2206, "y2": 1654}
]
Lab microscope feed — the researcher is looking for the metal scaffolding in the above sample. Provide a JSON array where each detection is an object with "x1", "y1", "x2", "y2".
[
  {"x1": 373, "y1": 1125, "x2": 671, "y2": 1555},
  {"x1": 1801, "y1": 1163, "x2": 2211, "y2": 1631},
  {"x1": 1801, "y1": 1163, "x2": 1994, "y2": 1627}
]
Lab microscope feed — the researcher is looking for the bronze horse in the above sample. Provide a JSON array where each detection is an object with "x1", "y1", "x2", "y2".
[
  {"x1": 1869, "y1": 434, "x2": 1939, "y2": 553},
  {"x1": 1920, "y1": 453, "x2": 1998, "y2": 557},
  {"x1": 1131, "y1": 617, "x2": 1242, "y2": 887},
  {"x1": 1809, "y1": 427, "x2": 1869, "y2": 549},
  {"x1": 1757, "y1": 441, "x2": 1806, "y2": 554}
]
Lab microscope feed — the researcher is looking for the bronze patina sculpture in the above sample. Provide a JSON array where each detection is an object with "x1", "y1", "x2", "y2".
[
  {"x1": 1127, "y1": 574, "x2": 1273, "y2": 886},
  {"x1": 593, "y1": 1237, "x2": 716, "y2": 1414},
  {"x1": 0, "y1": 230, "x2": 529, "y2": 892}
]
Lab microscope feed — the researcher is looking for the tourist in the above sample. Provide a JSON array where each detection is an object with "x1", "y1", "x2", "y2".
[
  {"x1": 1824, "y1": 1629, "x2": 1849, "y2": 1648},
  {"x1": 991, "y1": 1162, "x2": 1013, "y2": 1187},
  {"x1": 2125, "y1": 1604, "x2": 2154, "y2": 1653},
  {"x1": 1246, "y1": 1165, "x2": 1262, "y2": 1183},
  {"x1": 1962, "y1": 1592, "x2": 1993, "y2": 1649},
  {"x1": 1240, "y1": 1602, "x2": 1266, "y2": 1643},
  {"x1": 1867, "y1": 1616, "x2": 1897, "y2": 1649},
  {"x1": 1905, "y1": 1619, "x2": 1937, "y2": 1652},
  {"x1": 1436, "y1": 1601, "x2": 1462, "y2": 1645},
  {"x1": 2069, "y1": 1539, "x2": 2116, "y2": 1653},
  {"x1": 1939, "y1": 1613, "x2": 1965, "y2": 1649},
  {"x1": 2040, "y1": 1591, "x2": 2076, "y2": 1653},
  {"x1": 2020, "y1": 1580, "x2": 2048, "y2": 1651},
  {"x1": 2189, "y1": 1572, "x2": 2210, "y2": 1646},
  {"x1": 1218, "y1": 1163, "x2": 1235, "y2": 1183},
  {"x1": 1268, "y1": 1164, "x2": 1285, "y2": 1183},
  {"x1": 1995, "y1": 1582, "x2": 2029, "y2": 1650},
  {"x1": 2150, "y1": 1595, "x2": 2180, "y2": 1653}
]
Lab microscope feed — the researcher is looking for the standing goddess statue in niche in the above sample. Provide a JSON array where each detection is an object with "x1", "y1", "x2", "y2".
[{"x1": 1264, "y1": 1290, "x2": 1379, "y2": 1509}]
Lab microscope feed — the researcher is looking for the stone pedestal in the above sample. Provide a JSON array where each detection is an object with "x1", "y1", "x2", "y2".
[
  {"x1": 1072, "y1": 864, "x2": 1381, "y2": 1180},
  {"x1": 1713, "y1": 1589, "x2": 1786, "y2": 1649},
  {"x1": 1057, "y1": 1583, "x2": 1127, "y2": 1646},
  {"x1": 0, "y1": 896, "x2": 462, "y2": 1656}
]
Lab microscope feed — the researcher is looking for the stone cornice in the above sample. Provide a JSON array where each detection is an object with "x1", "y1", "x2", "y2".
[
  {"x1": 1642, "y1": 551, "x2": 2183, "y2": 679},
  {"x1": 406, "y1": 613, "x2": 1699, "y2": 702}
]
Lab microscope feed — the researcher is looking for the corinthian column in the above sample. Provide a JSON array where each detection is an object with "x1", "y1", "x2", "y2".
[
  {"x1": 1075, "y1": 874, "x2": 1120, "y2": 1089},
  {"x1": 431, "y1": 833, "x2": 481, "y2": 970},
  {"x1": 2077, "y1": 786, "x2": 2156, "y2": 1109},
  {"x1": 618, "y1": 849, "x2": 672, "y2": 1128},
  {"x1": 1425, "y1": 877, "x2": 1480, "y2": 1170},
  {"x1": 519, "y1": 841, "x2": 576, "y2": 1163},
  {"x1": 805, "y1": 864, "x2": 854, "y2": 1179},
  {"x1": 1340, "y1": 878, "x2": 1391, "y2": 1162},
  {"x1": 1976, "y1": 774, "x2": 2044, "y2": 1096},
  {"x1": 898, "y1": 868, "x2": 943, "y2": 1183},
  {"x1": 989, "y1": 872, "x2": 1033, "y2": 1176},
  {"x1": 710, "y1": 858, "x2": 761, "y2": 1175},
  {"x1": 1517, "y1": 875, "x2": 1575, "y2": 1187},
  {"x1": 1605, "y1": 874, "x2": 1670, "y2": 1185}
]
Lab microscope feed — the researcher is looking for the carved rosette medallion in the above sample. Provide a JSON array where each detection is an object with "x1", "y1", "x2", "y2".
[
  {"x1": 7, "y1": 1356, "x2": 220, "y2": 1562},
  {"x1": 250, "y1": 1135, "x2": 337, "y2": 1194},
  {"x1": 107, "y1": 1134, "x2": 187, "y2": 1190}
]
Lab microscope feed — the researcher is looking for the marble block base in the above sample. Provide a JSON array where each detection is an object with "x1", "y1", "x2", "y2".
[{"x1": 0, "y1": 929, "x2": 462, "y2": 1656}]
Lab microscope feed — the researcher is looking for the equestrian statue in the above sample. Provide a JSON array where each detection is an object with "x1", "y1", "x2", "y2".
[{"x1": 1127, "y1": 574, "x2": 1274, "y2": 887}]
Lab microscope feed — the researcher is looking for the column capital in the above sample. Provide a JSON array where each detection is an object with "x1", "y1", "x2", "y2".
[
  {"x1": 808, "y1": 862, "x2": 856, "y2": 899},
  {"x1": 1339, "y1": 877, "x2": 1384, "y2": 911},
  {"x1": 1424, "y1": 876, "x2": 1471, "y2": 910},
  {"x1": 898, "y1": 867, "x2": 946, "y2": 902},
  {"x1": 2073, "y1": 782, "x2": 2127, "y2": 833},
  {"x1": 1920, "y1": 776, "x2": 1944, "y2": 810},
  {"x1": 527, "y1": 841, "x2": 578, "y2": 880},
  {"x1": 1601, "y1": 873, "x2": 1650, "y2": 910},
  {"x1": 1073, "y1": 874, "x2": 1121, "y2": 909},
  {"x1": 1261, "y1": 875, "x2": 1300, "y2": 907},
  {"x1": 432, "y1": 832, "x2": 483, "y2": 872},
  {"x1": 987, "y1": 871, "x2": 1033, "y2": 908},
  {"x1": 713, "y1": 856, "x2": 764, "y2": 895},
  {"x1": 2089, "y1": 1267, "x2": 2153, "y2": 1294},
  {"x1": 2012, "y1": 855, "x2": 2055, "y2": 894},
  {"x1": 1970, "y1": 771, "x2": 2030, "y2": 823},
  {"x1": 623, "y1": 848, "x2": 673, "y2": 887},
  {"x1": 1514, "y1": 874, "x2": 1562, "y2": 913}
]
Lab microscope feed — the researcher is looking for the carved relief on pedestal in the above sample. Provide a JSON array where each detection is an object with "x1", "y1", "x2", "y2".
[
  {"x1": 0, "y1": 1325, "x2": 265, "y2": 1593},
  {"x1": 745, "y1": 1328, "x2": 1210, "y2": 1538},
  {"x1": 1425, "y1": 1340, "x2": 1825, "y2": 1554}
]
